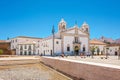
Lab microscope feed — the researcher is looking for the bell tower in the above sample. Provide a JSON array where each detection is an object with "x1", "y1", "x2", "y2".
[
  {"x1": 81, "y1": 22, "x2": 89, "y2": 33},
  {"x1": 58, "y1": 18, "x2": 66, "y2": 32}
]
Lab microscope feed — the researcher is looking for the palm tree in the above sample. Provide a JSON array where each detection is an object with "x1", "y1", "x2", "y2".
[
  {"x1": 0, "y1": 49, "x2": 3, "y2": 55},
  {"x1": 90, "y1": 46, "x2": 96, "y2": 58}
]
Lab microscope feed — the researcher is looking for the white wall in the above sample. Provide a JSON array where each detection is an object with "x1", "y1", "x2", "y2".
[
  {"x1": 17, "y1": 44, "x2": 35, "y2": 55},
  {"x1": 64, "y1": 36, "x2": 74, "y2": 54},
  {"x1": 106, "y1": 46, "x2": 119, "y2": 55},
  {"x1": 80, "y1": 37, "x2": 89, "y2": 52},
  {"x1": 40, "y1": 38, "x2": 61, "y2": 56},
  {"x1": 63, "y1": 36, "x2": 89, "y2": 55},
  {"x1": 90, "y1": 44, "x2": 106, "y2": 55}
]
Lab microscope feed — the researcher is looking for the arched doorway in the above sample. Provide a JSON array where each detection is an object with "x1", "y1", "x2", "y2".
[{"x1": 74, "y1": 46, "x2": 79, "y2": 55}]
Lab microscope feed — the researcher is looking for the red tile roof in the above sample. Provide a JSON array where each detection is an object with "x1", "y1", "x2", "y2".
[{"x1": 90, "y1": 40, "x2": 106, "y2": 45}]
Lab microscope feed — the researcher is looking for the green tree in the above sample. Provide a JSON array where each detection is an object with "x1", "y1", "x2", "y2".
[
  {"x1": 0, "y1": 49, "x2": 3, "y2": 55},
  {"x1": 90, "y1": 46, "x2": 96, "y2": 58},
  {"x1": 106, "y1": 48, "x2": 109, "y2": 59},
  {"x1": 97, "y1": 47, "x2": 100, "y2": 55}
]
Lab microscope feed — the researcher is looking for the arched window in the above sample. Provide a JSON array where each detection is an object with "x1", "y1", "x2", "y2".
[
  {"x1": 62, "y1": 25, "x2": 65, "y2": 29},
  {"x1": 86, "y1": 28, "x2": 88, "y2": 32},
  {"x1": 83, "y1": 47, "x2": 86, "y2": 52}
]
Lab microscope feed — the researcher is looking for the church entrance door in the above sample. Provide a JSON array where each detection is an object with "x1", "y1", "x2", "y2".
[{"x1": 74, "y1": 46, "x2": 79, "y2": 55}]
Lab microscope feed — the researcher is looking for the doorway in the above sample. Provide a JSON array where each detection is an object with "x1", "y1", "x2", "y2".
[
  {"x1": 74, "y1": 46, "x2": 79, "y2": 55},
  {"x1": 115, "y1": 51, "x2": 118, "y2": 56}
]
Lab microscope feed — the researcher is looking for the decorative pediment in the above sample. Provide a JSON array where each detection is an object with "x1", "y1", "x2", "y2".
[{"x1": 61, "y1": 27, "x2": 88, "y2": 37}]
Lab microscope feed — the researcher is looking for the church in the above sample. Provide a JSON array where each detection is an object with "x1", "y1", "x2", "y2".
[
  {"x1": 39, "y1": 18, "x2": 90, "y2": 56},
  {"x1": 9, "y1": 18, "x2": 90, "y2": 56}
]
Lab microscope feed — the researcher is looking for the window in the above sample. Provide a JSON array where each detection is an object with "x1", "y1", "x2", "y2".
[
  {"x1": 29, "y1": 51, "x2": 31, "y2": 55},
  {"x1": 63, "y1": 25, "x2": 65, "y2": 29},
  {"x1": 38, "y1": 50, "x2": 39, "y2": 54},
  {"x1": 28, "y1": 45, "x2": 31, "y2": 50},
  {"x1": 83, "y1": 47, "x2": 86, "y2": 52},
  {"x1": 25, "y1": 45, "x2": 27, "y2": 49},
  {"x1": 20, "y1": 51, "x2": 22, "y2": 55},
  {"x1": 44, "y1": 50, "x2": 45, "y2": 56},
  {"x1": 24, "y1": 51, "x2": 27, "y2": 55},
  {"x1": 110, "y1": 50, "x2": 112, "y2": 52},
  {"x1": 67, "y1": 44, "x2": 70, "y2": 51},
  {"x1": 86, "y1": 28, "x2": 88, "y2": 32},
  {"x1": 75, "y1": 37, "x2": 78, "y2": 42},
  {"x1": 20, "y1": 45, "x2": 23, "y2": 50},
  {"x1": 67, "y1": 46, "x2": 70, "y2": 51},
  {"x1": 56, "y1": 41, "x2": 59, "y2": 44},
  {"x1": 12, "y1": 45, "x2": 14, "y2": 48}
]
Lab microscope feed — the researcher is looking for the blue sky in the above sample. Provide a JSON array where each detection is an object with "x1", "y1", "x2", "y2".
[{"x1": 0, "y1": 0, "x2": 120, "y2": 40}]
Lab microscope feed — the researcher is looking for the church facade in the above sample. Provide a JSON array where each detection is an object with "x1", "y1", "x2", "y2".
[{"x1": 39, "y1": 19, "x2": 90, "y2": 56}]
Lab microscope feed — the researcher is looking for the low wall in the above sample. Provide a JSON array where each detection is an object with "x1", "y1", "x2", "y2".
[
  {"x1": 40, "y1": 57, "x2": 120, "y2": 80},
  {"x1": 0, "y1": 59, "x2": 40, "y2": 66}
]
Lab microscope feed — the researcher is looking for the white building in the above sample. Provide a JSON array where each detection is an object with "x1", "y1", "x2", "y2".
[
  {"x1": 9, "y1": 36, "x2": 42, "y2": 55},
  {"x1": 90, "y1": 39, "x2": 106, "y2": 55},
  {"x1": 9, "y1": 18, "x2": 90, "y2": 56},
  {"x1": 105, "y1": 44, "x2": 120, "y2": 56},
  {"x1": 39, "y1": 38, "x2": 61, "y2": 56},
  {"x1": 39, "y1": 18, "x2": 90, "y2": 56}
]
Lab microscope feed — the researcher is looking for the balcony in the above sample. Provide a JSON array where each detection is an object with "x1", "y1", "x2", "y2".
[{"x1": 73, "y1": 40, "x2": 81, "y2": 44}]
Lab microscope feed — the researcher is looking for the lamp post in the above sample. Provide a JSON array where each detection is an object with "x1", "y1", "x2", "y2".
[
  {"x1": 52, "y1": 25, "x2": 55, "y2": 56},
  {"x1": 118, "y1": 46, "x2": 120, "y2": 60}
]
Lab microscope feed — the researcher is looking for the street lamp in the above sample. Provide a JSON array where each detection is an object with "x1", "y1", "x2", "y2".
[
  {"x1": 52, "y1": 25, "x2": 55, "y2": 56},
  {"x1": 118, "y1": 46, "x2": 120, "y2": 60}
]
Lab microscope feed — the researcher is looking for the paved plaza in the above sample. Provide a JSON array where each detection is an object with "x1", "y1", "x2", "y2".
[
  {"x1": 55, "y1": 56, "x2": 120, "y2": 66},
  {"x1": 0, "y1": 56, "x2": 120, "y2": 80}
]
